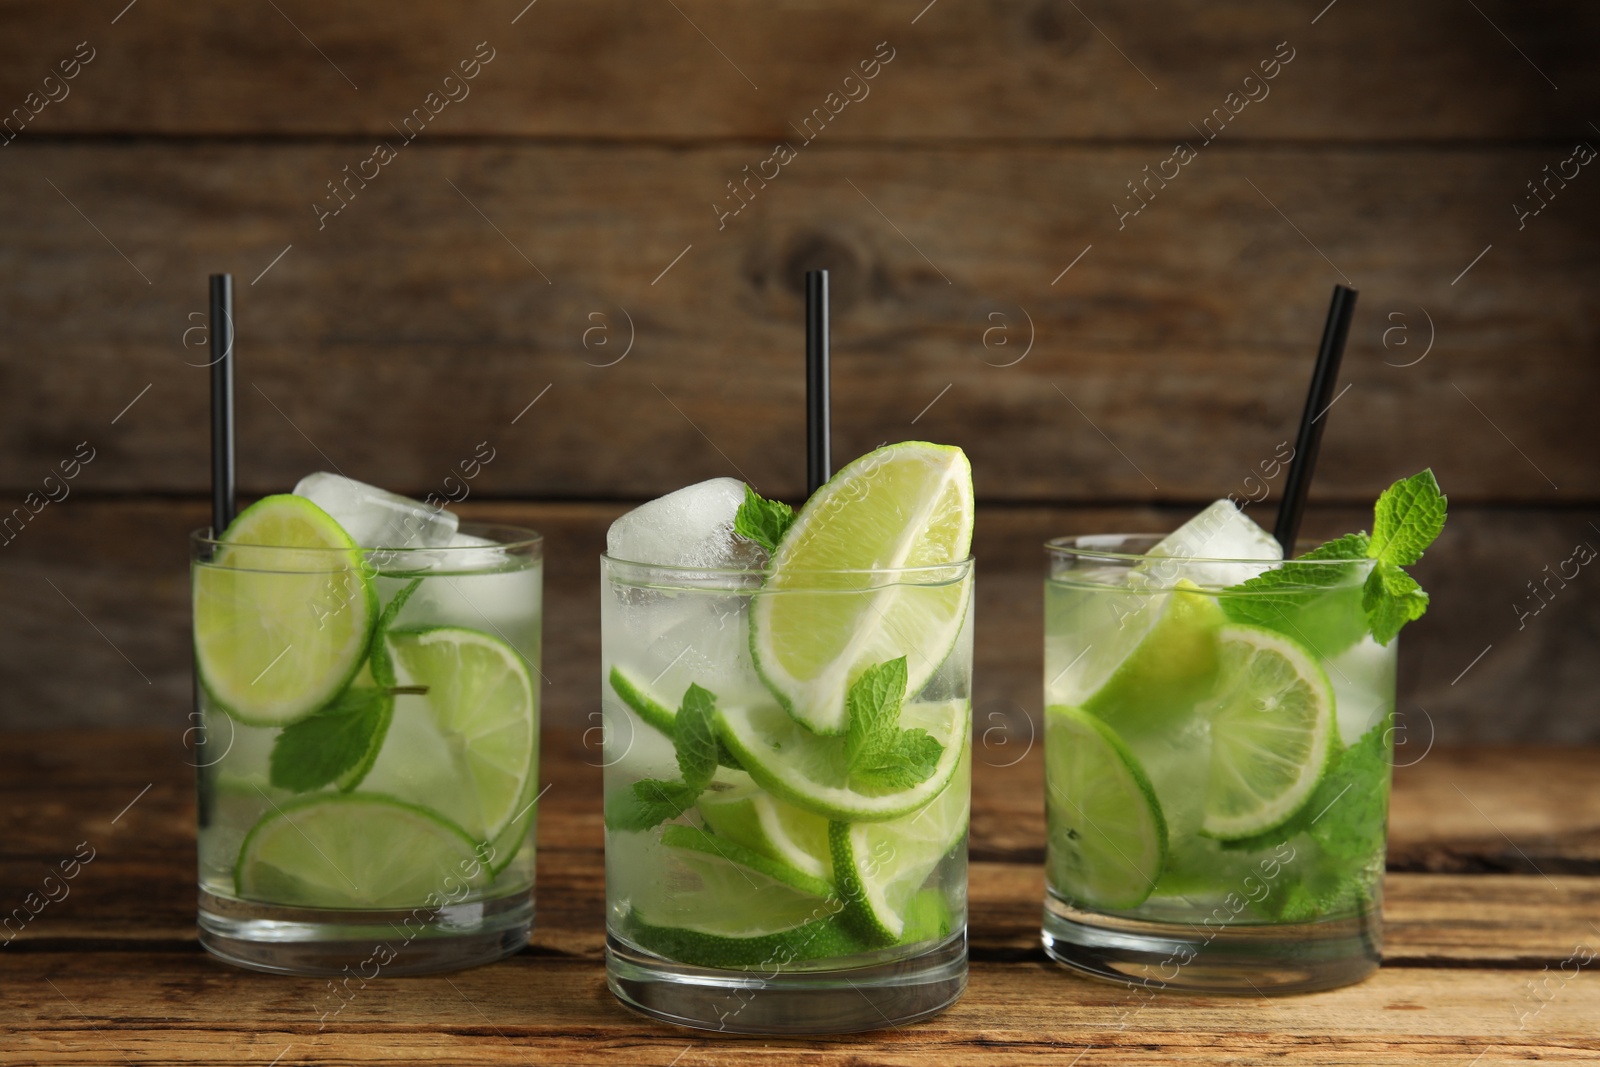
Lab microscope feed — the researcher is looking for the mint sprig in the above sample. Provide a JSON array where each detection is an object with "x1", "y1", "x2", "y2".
[
  {"x1": 268, "y1": 686, "x2": 391, "y2": 792},
  {"x1": 367, "y1": 578, "x2": 422, "y2": 686},
  {"x1": 1223, "y1": 470, "x2": 1444, "y2": 648},
  {"x1": 673, "y1": 684, "x2": 719, "y2": 793},
  {"x1": 1361, "y1": 469, "x2": 1445, "y2": 645},
  {"x1": 733, "y1": 485, "x2": 795, "y2": 554},
  {"x1": 605, "y1": 778, "x2": 701, "y2": 833},
  {"x1": 268, "y1": 578, "x2": 424, "y2": 793},
  {"x1": 1220, "y1": 533, "x2": 1371, "y2": 655},
  {"x1": 605, "y1": 683, "x2": 721, "y2": 832},
  {"x1": 1369, "y1": 470, "x2": 1448, "y2": 566},
  {"x1": 844, "y1": 658, "x2": 944, "y2": 794}
]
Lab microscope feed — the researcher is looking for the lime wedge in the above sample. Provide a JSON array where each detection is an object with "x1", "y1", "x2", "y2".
[
  {"x1": 1050, "y1": 579, "x2": 1223, "y2": 730},
  {"x1": 696, "y1": 771, "x2": 833, "y2": 880},
  {"x1": 750, "y1": 442, "x2": 974, "y2": 734},
  {"x1": 831, "y1": 743, "x2": 969, "y2": 945},
  {"x1": 235, "y1": 794, "x2": 487, "y2": 908},
  {"x1": 1045, "y1": 704, "x2": 1167, "y2": 909},
  {"x1": 1201, "y1": 624, "x2": 1337, "y2": 839},
  {"x1": 359, "y1": 626, "x2": 538, "y2": 868},
  {"x1": 194, "y1": 494, "x2": 377, "y2": 727},
  {"x1": 616, "y1": 824, "x2": 855, "y2": 967},
  {"x1": 716, "y1": 698, "x2": 969, "y2": 822}
]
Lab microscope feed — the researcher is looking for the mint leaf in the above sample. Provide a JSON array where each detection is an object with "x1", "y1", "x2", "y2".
[
  {"x1": 853, "y1": 728, "x2": 945, "y2": 792},
  {"x1": 604, "y1": 778, "x2": 700, "y2": 832},
  {"x1": 269, "y1": 686, "x2": 390, "y2": 792},
  {"x1": 1307, "y1": 720, "x2": 1390, "y2": 860},
  {"x1": 843, "y1": 658, "x2": 943, "y2": 793},
  {"x1": 1360, "y1": 471, "x2": 1445, "y2": 644},
  {"x1": 1300, "y1": 531, "x2": 1371, "y2": 562},
  {"x1": 605, "y1": 683, "x2": 723, "y2": 831},
  {"x1": 734, "y1": 485, "x2": 796, "y2": 554},
  {"x1": 607, "y1": 667, "x2": 744, "y2": 770},
  {"x1": 845, "y1": 657, "x2": 908, "y2": 770},
  {"x1": 1271, "y1": 873, "x2": 1375, "y2": 924},
  {"x1": 896, "y1": 728, "x2": 944, "y2": 781},
  {"x1": 1221, "y1": 533, "x2": 1371, "y2": 655},
  {"x1": 1260, "y1": 723, "x2": 1390, "y2": 921},
  {"x1": 369, "y1": 578, "x2": 422, "y2": 687},
  {"x1": 1362, "y1": 560, "x2": 1429, "y2": 645},
  {"x1": 675, "y1": 684, "x2": 719, "y2": 793},
  {"x1": 1369, "y1": 469, "x2": 1446, "y2": 567}
]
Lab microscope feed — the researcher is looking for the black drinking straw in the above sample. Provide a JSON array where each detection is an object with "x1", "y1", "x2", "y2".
[
  {"x1": 1273, "y1": 283, "x2": 1358, "y2": 552},
  {"x1": 209, "y1": 273, "x2": 236, "y2": 534},
  {"x1": 805, "y1": 269, "x2": 831, "y2": 495}
]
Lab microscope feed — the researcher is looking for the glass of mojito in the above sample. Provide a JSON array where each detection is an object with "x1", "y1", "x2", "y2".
[
  {"x1": 1041, "y1": 472, "x2": 1445, "y2": 994},
  {"x1": 192, "y1": 474, "x2": 542, "y2": 976},
  {"x1": 600, "y1": 443, "x2": 975, "y2": 1033}
]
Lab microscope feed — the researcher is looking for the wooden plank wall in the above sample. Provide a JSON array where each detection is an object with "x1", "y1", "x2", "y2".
[{"x1": 0, "y1": 2, "x2": 1595, "y2": 737}]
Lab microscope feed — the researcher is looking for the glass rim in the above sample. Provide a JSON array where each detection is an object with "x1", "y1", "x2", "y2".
[
  {"x1": 1045, "y1": 533, "x2": 1344, "y2": 566},
  {"x1": 190, "y1": 520, "x2": 544, "y2": 552},
  {"x1": 600, "y1": 552, "x2": 975, "y2": 577}
]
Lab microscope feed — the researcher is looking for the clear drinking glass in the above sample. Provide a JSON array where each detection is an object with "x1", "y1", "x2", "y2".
[
  {"x1": 1042, "y1": 535, "x2": 1393, "y2": 993},
  {"x1": 193, "y1": 524, "x2": 542, "y2": 976},
  {"x1": 600, "y1": 555, "x2": 974, "y2": 1033}
]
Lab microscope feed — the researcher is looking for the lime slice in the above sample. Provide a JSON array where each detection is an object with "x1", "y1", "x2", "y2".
[
  {"x1": 617, "y1": 825, "x2": 854, "y2": 967},
  {"x1": 899, "y1": 888, "x2": 956, "y2": 944},
  {"x1": 627, "y1": 914, "x2": 870, "y2": 970},
  {"x1": 661, "y1": 824, "x2": 836, "y2": 900},
  {"x1": 609, "y1": 665, "x2": 743, "y2": 770},
  {"x1": 194, "y1": 494, "x2": 377, "y2": 727},
  {"x1": 1045, "y1": 704, "x2": 1167, "y2": 909},
  {"x1": 1050, "y1": 579, "x2": 1223, "y2": 730},
  {"x1": 360, "y1": 626, "x2": 538, "y2": 868},
  {"x1": 750, "y1": 442, "x2": 974, "y2": 734},
  {"x1": 716, "y1": 698, "x2": 969, "y2": 822},
  {"x1": 697, "y1": 770, "x2": 833, "y2": 880},
  {"x1": 1201, "y1": 624, "x2": 1337, "y2": 840},
  {"x1": 608, "y1": 664, "x2": 677, "y2": 736},
  {"x1": 831, "y1": 743, "x2": 969, "y2": 945},
  {"x1": 235, "y1": 793, "x2": 487, "y2": 908}
]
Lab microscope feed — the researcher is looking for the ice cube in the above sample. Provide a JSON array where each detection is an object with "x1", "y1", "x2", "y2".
[
  {"x1": 1328, "y1": 635, "x2": 1397, "y2": 746},
  {"x1": 606, "y1": 477, "x2": 767, "y2": 570},
  {"x1": 607, "y1": 581, "x2": 768, "y2": 708},
  {"x1": 294, "y1": 472, "x2": 459, "y2": 549},
  {"x1": 1142, "y1": 499, "x2": 1282, "y2": 588},
  {"x1": 385, "y1": 535, "x2": 542, "y2": 666}
]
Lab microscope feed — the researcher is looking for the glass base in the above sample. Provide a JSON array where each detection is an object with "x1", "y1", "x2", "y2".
[
  {"x1": 197, "y1": 887, "x2": 531, "y2": 976},
  {"x1": 1042, "y1": 895, "x2": 1380, "y2": 995},
  {"x1": 605, "y1": 931, "x2": 968, "y2": 1034}
]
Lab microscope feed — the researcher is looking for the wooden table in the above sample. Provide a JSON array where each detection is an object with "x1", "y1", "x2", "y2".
[{"x1": 4, "y1": 731, "x2": 1597, "y2": 1064}]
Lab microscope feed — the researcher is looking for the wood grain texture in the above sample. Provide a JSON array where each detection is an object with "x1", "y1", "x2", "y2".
[
  {"x1": 5, "y1": 953, "x2": 1598, "y2": 1065},
  {"x1": 3, "y1": 500, "x2": 1595, "y2": 739},
  {"x1": 4, "y1": 731, "x2": 1597, "y2": 958},
  {"x1": 3, "y1": 730, "x2": 1598, "y2": 1063},
  {"x1": 0, "y1": 143, "x2": 1594, "y2": 502},
  {"x1": 0, "y1": 1, "x2": 1593, "y2": 141}
]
